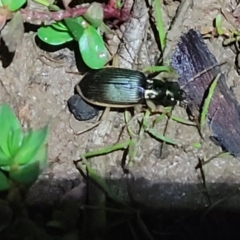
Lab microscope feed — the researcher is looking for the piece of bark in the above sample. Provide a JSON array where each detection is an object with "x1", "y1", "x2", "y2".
[{"x1": 171, "y1": 29, "x2": 240, "y2": 157}]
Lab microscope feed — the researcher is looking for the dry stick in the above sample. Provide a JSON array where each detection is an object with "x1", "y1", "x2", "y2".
[
  {"x1": 75, "y1": 106, "x2": 110, "y2": 134},
  {"x1": 20, "y1": 4, "x2": 130, "y2": 25}
]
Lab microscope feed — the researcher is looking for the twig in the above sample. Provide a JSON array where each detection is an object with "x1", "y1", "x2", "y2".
[{"x1": 20, "y1": 4, "x2": 130, "y2": 25}]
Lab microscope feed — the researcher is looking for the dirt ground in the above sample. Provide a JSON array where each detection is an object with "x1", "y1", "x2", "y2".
[{"x1": 2, "y1": 0, "x2": 240, "y2": 211}]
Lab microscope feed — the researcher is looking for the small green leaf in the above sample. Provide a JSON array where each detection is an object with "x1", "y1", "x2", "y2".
[
  {"x1": 170, "y1": 115, "x2": 196, "y2": 126},
  {"x1": 13, "y1": 125, "x2": 48, "y2": 165},
  {"x1": 9, "y1": 161, "x2": 41, "y2": 184},
  {"x1": 7, "y1": 128, "x2": 23, "y2": 155},
  {"x1": 51, "y1": 21, "x2": 69, "y2": 31},
  {"x1": 83, "y1": 3, "x2": 113, "y2": 34},
  {"x1": 116, "y1": 0, "x2": 123, "y2": 8},
  {"x1": 0, "y1": 104, "x2": 21, "y2": 158},
  {"x1": 215, "y1": 14, "x2": 223, "y2": 36},
  {"x1": 83, "y1": 2, "x2": 104, "y2": 28},
  {"x1": 31, "y1": 145, "x2": 48, "y2": 171},
  {"x1": 0, "y1": 171, "x2": 10, "y2": 191},
  {"x1": 84, "y1": 140, "x2": 131, "y2": 159},
  {"x1": 192, "y1": 142, "x2": 202, "y2": 149},
  {"x1": 79, "y1": 26, "x2": 109, "y2": 69},
  {"x1": 2, "y1": 0, "x2": 26, "y2": 11},
  {"x1": 64, "y1": 17, "x2": 86, "y2": 41},
  {"x1": 32, "y1": 0, "x2": 51, "y2": 7},
  {"x1": 153, "y1": 0, "x2": 166, "y2": 50},
  {"x1": 9, "y1": 143, "x2": 47, "y2": 185},
  {"x1": 37, "y1": 26, "x2": 73, "y2": 45},
  {"x1": 147, "y1": 127, "x2": 177, "y2": 145},
  {"x1": 0, "y1": 149, "x2": 10, "y2": 166}
]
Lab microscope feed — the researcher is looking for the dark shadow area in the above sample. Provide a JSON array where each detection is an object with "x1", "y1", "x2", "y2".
[
  {"x1": 69, "y1": 0, "x2": 108, "y2": 6},
  {"x1": 0, "y1": 38, "x2": 15, "y2": 68},
  {"x1": 1, "y1": 174, "x2": 240, "y2": 240}
]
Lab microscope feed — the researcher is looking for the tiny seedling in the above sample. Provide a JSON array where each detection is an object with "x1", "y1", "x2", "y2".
[
  {"x1": 212, "y1": 13, "x2": 240, "y2": 47},
  {"x1": 215, "y1": 14, "x2": 224, "y2": 36},
  {"x1": 192, "y1": 142, "x2": 202, "y2": 149},
  {"x1": 37, "y1": 2, "x2": 110, "y2": 69},
  {"x1": 0, "y1": 104, "x2": 48, "y2": 191}
]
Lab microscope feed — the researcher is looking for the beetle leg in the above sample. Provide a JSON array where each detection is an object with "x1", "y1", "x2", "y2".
[
  {"x1": 154, "y1": 105, "x2": 168, "y2": 113},
  {"x1": 146, "y1": 99, "x2": 171, "y2": 114},
  {"x1": 146, "y1": 100, "x2": 156, "y2": 112},
  {"x1": 100, "y1": 107, "x2": 111, "y2": 120},
  {"x1": 76, "y1": 121, "x2": 101, "y2": 135},
  {"x1": 112, "y1": 53, "x2": 119, "y2": 67},
  {"x1": 135, "y1": 101, "x2": 167, "y2": 114},
  {"x1": 134, "y1": 104, "x2": 142, "y2": 113},
  {"x1": 76, "y1": 107, "x2": 111, "y2": 135}
]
